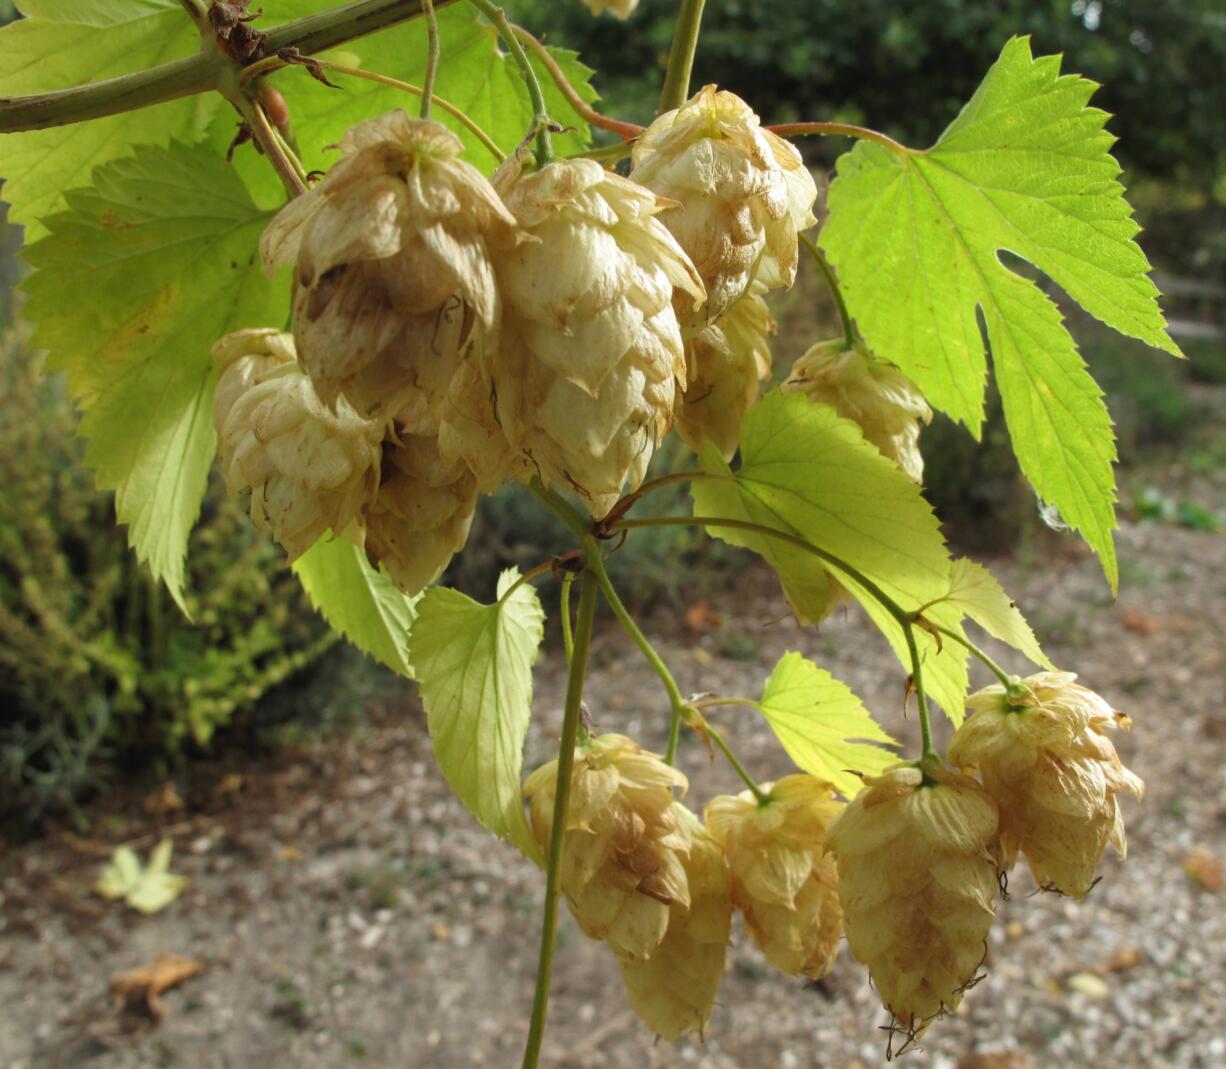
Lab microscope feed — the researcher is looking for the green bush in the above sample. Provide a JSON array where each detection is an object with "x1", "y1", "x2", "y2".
[{"x1": 0, "y1": 327, "x2": 335, "y2": 822}]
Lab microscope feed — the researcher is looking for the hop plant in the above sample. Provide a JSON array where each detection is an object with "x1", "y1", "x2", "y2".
[
  {"x1": 826, "y1": 765, "x2": 999, "y2": 1037},
  {"x1": 491, "y1": 158, "x2": 704, "y2": 517},
  {"x1": 784, "y1": 339, "x2": 932, "y2": 483},
  {"x1": 631, "y1": 85, "x2": 817, "y2": 324},
  {"x1": 706, "y1": 774, "x2": 844, "y2": 979},
  {"x1": 522, "y1": 733, "x2": 691, "y2": 961},
  {"x1": 617, "y1": 804, "x2": 732, "y2": 1040},
  {"x1": 675, "y1": 283, "x2": 775, "y2": 459},
  {"x1": 259, "y1": 111, "x2": 518, "y2": 422},
  {"x1": 948, "y1": 672, "x2": 1145, "y2": 898},
  {"x1": 364, "y1": 431, "x2": 478, "y2": 596},
  {"x1": 212, "y1": 330, "x2": 382, "y2": 560}
]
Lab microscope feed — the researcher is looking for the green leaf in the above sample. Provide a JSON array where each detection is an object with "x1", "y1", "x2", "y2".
[
  {"x1": 95, "y1": 839, "x2": 187, "y2": 915},
  {"x1": 692, "y1": 390, "x2": 969, "y2": 718},
  {"x1": 407, "y1": 569, "x2": 545, "y2": 863},
  {"x1": 20, "y1": 143, "x2": 285, "y2": 607},
  {"x1": 754, "y1": 652, "x2": 897, "y2": 799},
  {"x1": 819, "y1": 37, "x2": 1182, "y2": 590},
  {"x1": 254, "y1": 5, "x2": 595, "y2": 182},
  {"x1": 0, "y1": 0, "x2": 215, "y2": 239},
  {"x1": 293, "y1": 536, "x2": 420, "y2": 678},
  {"x1": 933, "y1": 558, "x2": 1053, "y2": 671}
]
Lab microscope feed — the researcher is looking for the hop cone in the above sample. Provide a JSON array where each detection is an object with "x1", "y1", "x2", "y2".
[
  {"x1": 522, "y1": 733, "x2": 691, "y2": 961},
  {"x1": 581, "y1": 0, "x2": 638, "y2": 16},
  {"x1": 617, "y1": 804, "x2": 732, "y2": 1040},
  {"x1": 631, "y1": 86, "x2": 816, "y2": 324},
  {"x1": 949, "y1": 671, "x2": 1144, "y2": 898},
  {"x1": 784, "y1": 339, "x2": 932, "y2": 483},
  {"x1": 675, "y1": 283, "x2": 775, "y2": 459},
  {"x1": 213, "y1": 331, "x2": 381, "y2": 560},
  {"x1": 260, "y1": 112, "x2": 518, "y2": 422},
  {"x1": 492, "y1": 158, "x2": 703, "y2": 517},
  {"x1": 364, "y1": 432, "x2": 478, "y2": 596},
  {"x1": 706, "y1": 774, "x2": 844, "y2": 979},
  {"x1": 826, "y1": 765, "x2": 999, "y2": 1036}
]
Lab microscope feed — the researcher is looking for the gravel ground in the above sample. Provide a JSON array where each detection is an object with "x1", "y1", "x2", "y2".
[{"x1": 2, "y1": 455, "x2": 1224, "y2": 1069}]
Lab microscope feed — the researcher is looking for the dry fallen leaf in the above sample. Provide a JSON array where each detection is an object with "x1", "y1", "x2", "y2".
[
  {"x1": 1120, "y1": 606, "x2": 1160, "y2": 635},
  {"x1": 143, "y1": 783, "x2": 184, "y2": 816},
  {"x1": 1067, "y1": 971, "x2": 1111, "y2": 998},
  {"x1": 1100, "y1": 946, "x2": 1145, "y2": 973},
  {"x1": 109, "y1": 954, "x2": 204, "y2": 1022},
  {"x1": 1184, "y1": 847, "x2": 1224, "y2": 892},
  {"x1": 684, "y1": 600, "x2": 722, "y2": 634}
]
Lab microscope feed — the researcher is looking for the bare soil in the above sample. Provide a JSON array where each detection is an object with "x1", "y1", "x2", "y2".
[{"x1": 2, "y1": 450, "x2": 1224, "y2": 1069}]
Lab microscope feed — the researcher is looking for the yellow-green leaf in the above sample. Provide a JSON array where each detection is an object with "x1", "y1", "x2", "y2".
[
  {"x1": 407, "y1": 570, "x2": 545, "y2": 863},
  {"x1": 755, "y1": 652, "x2": 897, "y2": 799},
  {"x1": 95, "y1": 839, "x2": 187, "y2": 915},
  {"x1": 934, "y1": 558, "x2": 1053, "y2": 671}
]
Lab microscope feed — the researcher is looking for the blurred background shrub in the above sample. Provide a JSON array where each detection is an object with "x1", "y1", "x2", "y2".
[{"x1": 0, "y1": 327, "x2": 336, "y2": 824}]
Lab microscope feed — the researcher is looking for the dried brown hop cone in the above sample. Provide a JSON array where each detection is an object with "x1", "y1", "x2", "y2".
[
  {"x1": 212, "y1": 330, "x2": 381, "y2": 560},
  {"x1": 706, "y1": 774, "x2": 844, "y2": 979},
  {"x1": 631, "y1": 85, "x2": 817, "y2": 325},
  {"x1": 826, "y1": 764, "x2": 999, "y2": 1039},
  {"x1": 260, "y1": 111, "x2": 518, "y2": 423},
  {"x1": 784, "y1": 338, "x2": 932, "y2": 483},
  {"x1": 617, "y1": 804, "x2": 731, "y2": 1041},
  {"x1": 492, "y1": 158, "x2": 704, "y2": 517},
  {"x1": 948, "y1": 671, "x2": 1144, "y2": 899},
  {"x1": 522, "y1": 733, "x2": 691, "y2": 961},
  {"x1": 364, "y1": 431, "x2": 478, "y2": 597},
  {"x1": 675, "y1": 282, "x2": 775, "y2": 459}
]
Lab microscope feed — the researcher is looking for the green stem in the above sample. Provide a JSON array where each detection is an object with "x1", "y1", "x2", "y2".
[
  {"x1": 238, "y1": 97, "x2": 308, "y2": 197},
  {"x1": 927, "y1": 621, "x2": 1014, "y2": 689},
  {"x1": 521, "y1": 561, "x2": 599, "y2": 1069},
  {"x1": 0, "y1": 0, "x2": 454, "y2": 134},
  {"x1": 559, "y1": 574, "x2": 575, "y2": 664},
  {"x1": 301, "y1": 60, "x2": 506, "y2": 161},
  {"x1": 611, "y1": 514, "x2": 939, "y2": 760},
  {"x1": 497, "y1": 559, "x2": 555, "y2": 606},
  {"x1": 420, "y1": 0, "x2": 441, "y2": 119},
  {"x1": 527, "y1": 479, "x2": 590, "y2": 540},
  {"x1": 512, "y1": 24, "x2": 644, "y2": 141},
  {"x1": 707, "y1": 725, "x2": 770, "y2": 804},
  {"x1": 800, "y1": 234, "x2": 855, "y2": 349},
  {"x1": 587, "y1": 550, "x2": 689, "y2": 764},
  {"x1": 766, "y1": 121, "x2": 907, "y2": 156},
  {"x1": 658, "y1": 0, "x2": 707, "y2": 114},
  {"x1": 464, "y1": 0, "x2": 553, "y2": 165}
]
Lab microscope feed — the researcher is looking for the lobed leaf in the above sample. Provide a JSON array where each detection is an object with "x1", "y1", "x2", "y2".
[
  {"x1": 293, "y1": 536, "x2": 420, "y2": 678},
  {"x1": 819, "y1": 36, "x2": 1182, "y2": 590},
  {"x1": 755, "y1": 652, "x2": 897, "y2": 799},
  {"x1": 933, "y1": 558, "x2": 1053, "y2": 671},
  {"x1": 21, "y1": 143, "x2": 286, "y2": 608},
  {"x1": 692, "y1": 390, "x2": 970, "y2": 720},
  {"x1": 407, "y1": 570, "x2": 545, "y2": 863}
]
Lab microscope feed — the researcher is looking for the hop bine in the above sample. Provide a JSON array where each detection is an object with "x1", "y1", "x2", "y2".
[{"x1": 949, "y1": 671, "x2": 1144, "y2": 898}]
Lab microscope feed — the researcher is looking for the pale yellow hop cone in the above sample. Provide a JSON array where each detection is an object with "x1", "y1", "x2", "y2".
[
  {"x1": 631, "y1": 85, "x2": 817, "y2": 324},
  {"x1": 826, "y1": 764, "x2": 999, "y2": 1037},
  {"x1": 948, "y1": 672, "x2": 1144, "y2": 899},
  {"x1": 364, "y1": 431, "x2": 478, "y2": 596},
  {"x1": 783, "y1": 338, "x2": 932, "y2": 483},
  {"x1": 213, "y1": 334, "x2": 382, "y2": 561},
  {"x1": 212, "y1": 327, "x2": 297, "y2": 425},
  {"x1": 492, "y1": 158, "x2": 704, "y2": 517},
  {"x1": 581, "y1": 0, "x2": 639, "y2": 17},
  {"x1": 522, "y1": 733, "x2": 691, "y2": 961},
  {"x1": 618, "y1": 804, "x2": 732, "y2": 1041},
  {"x1": 706, "y1": 774, "x2": 844, "y2": 979},
  {"x1": 676, "y1": 282, "x2": 775, "y2": 459},
  {"x1": 260, "y1": 111, "x2": 518, "y2": 421},
  {"x1": 435, "y1": 349, "x2": 530, "y2": 494}
]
